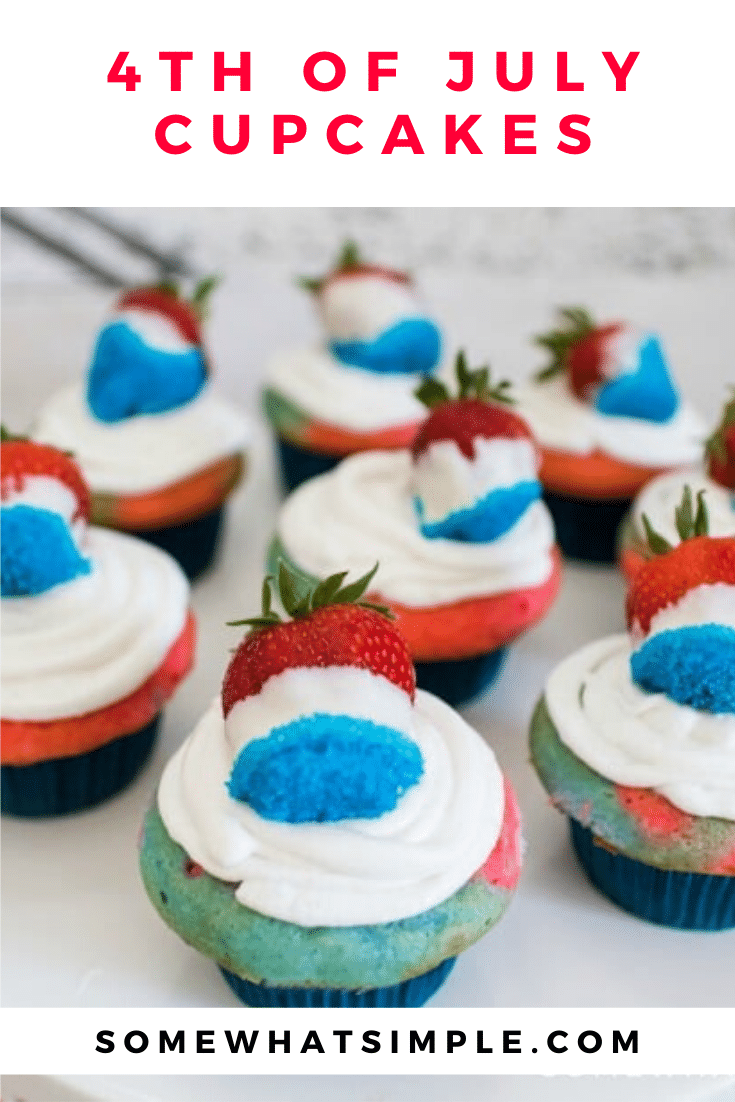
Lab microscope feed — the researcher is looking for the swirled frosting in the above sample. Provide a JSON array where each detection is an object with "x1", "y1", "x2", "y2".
[
  {"x1": 158, "y1": 666, "x2": 505, "y2": 926},
  {"x1": 515, "y1": 375, "x2": 705, "y2": 467},
  {"x1": 2, "y1": 527, "x2": 189, "y2": 720},
  {"x1": 545, "y1": 634, "x2": 735, "y2": 819},
  {"x1": 276, "y1": 450, "x2": 555, "y2": 607},
  {"x1": 34, "y1": 382, "x2": 250, "y2": 495},
  {"x1": 632, "y1": 470, "x2": 735, "y2": 544}
]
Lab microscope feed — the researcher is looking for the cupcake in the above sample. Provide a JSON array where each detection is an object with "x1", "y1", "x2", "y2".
[
  {"x1": 139, "y1": 564, "x2": 521, "y2": 1007},
  {"x1": 263, "y1": 241, "x2": 443, "y2": 491},
  {"x1": 1, "y1": 435, "x2": 195, "y2": 817},
  {"x1": 618, "y1": 392, "x2": 735, "y2": 582},
  {"x1": 530, "y1": 509, "x2": 735, "y2": 929},
  {"x1": 515, "y1": 307, "x2": 706, "y2": 564},
  {"x1": 34, "y1": 280, "x2": 250, "y2": 581},
  {"x1": 267, "y1": 355, "x2": 562, "y2": 707}
]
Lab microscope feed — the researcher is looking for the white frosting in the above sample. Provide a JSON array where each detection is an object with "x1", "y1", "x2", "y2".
[
  {"x1": 411, "y1": 437, "x2": 538, "y2": 524},
  {"x1": 515, "y1": 375, "x2": 705, "y2": 466},
  {"x1": 639, "y1": 582, "x2": 735, "y2": 644},
  {"x1": 276, "y1": 450, "x2": 555, "y2": 607},
  {"x1": 34, "y1": 382, "x2": 250, "y2": 495},
  {"x1": 2, "y1": 527, "x2": 189, "y2": 720},
  {"x1": 632, "y1": 470, "x2": 735, "y2": 545},
  {"x1": 319, "y1": 275, "x2": 422, "y2": 342},
  {"x1": 545, "y1": 635, "x2": 735, "y2": 819},
  {"x1": 267, "y1": 347, "x2": 427, "y2": 431},
  {"x1": 158, "y1": 667, "x2": 505, "y2": 926},
  {"x1": 2, "y1": 475, "x2": 85, "y2": 545},
  {"x1": 115, "y1": 309, "x2": 194, "y2": 353}
]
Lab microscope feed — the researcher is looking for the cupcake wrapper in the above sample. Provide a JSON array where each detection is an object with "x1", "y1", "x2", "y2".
[
  {"x1": 1, "y1": 715, "x2": 161, "y2": 818},
  {"x1": 219, "y1": 956, "x2": 456, "y2": 1008},
  {"x1": 570, "y1": 819, "x2": 735, "y2": 930},
  {"x1": 542, "y1": 491, "x2": 630, "y2": 564},
  {"x1": 276, "y1": 436, "x2": 343, "y2": 493},
  {"x1": 415, "y1": 648, "x2": 507, "y2": 708},
  {"x1": 135, "y1": 506, "x2": 224, "y2": 581}
]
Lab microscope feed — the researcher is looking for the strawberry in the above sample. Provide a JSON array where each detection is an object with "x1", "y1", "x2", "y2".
[
  {"x1": 626, "y1": 486, "x2": 735, "y2": 633},
  {"x1": 1, "y1": 429, "x2": 90, "y2": 522},
  {"x1": 706, "y1": 392, "x2": 735, "y2": 491},
  {"x1": 535, "y1": 307, "x2": 624, "y2": 400},
  {"x1": 116, "y1": 275, "x2": 219, "y2": 347},
  {"x1": 412, "y1": 351, "x2": 534, "y2": 461},
  {"x1": 299, "y1": 240, "x2": 412, "y2": 296},
  {"x1": 222, "y1": 562, "x2": 415, "y2": 715}
]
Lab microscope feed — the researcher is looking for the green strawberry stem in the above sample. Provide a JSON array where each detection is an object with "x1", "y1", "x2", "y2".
[
  {"x1": 534, "y1": 306, "x2": 596, "y2": 381},
  {"x1": 415, "y1": 350, "x2": 514, "y2": 409},
  {"x1": 705, "y1": 390, "x2": 735, "y2": 464},
  {"x1": 227, "y1": 561, "x2": 394, "y2": 633},
  {"x1": 641, "y1": 485, "x2": 709, "y2": 556}
]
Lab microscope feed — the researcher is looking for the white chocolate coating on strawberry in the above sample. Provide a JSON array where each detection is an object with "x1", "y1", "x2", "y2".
[
  {"x1": 515, "y1": 374, "x2": 705, "y2": 466},
  {"x1": 2, "y1": 527, "x2": 189, "y2": 720},
  {"x1": 632, "y1": 470, "x2": 735, "y2": 546},
  {"x1": 35, "y1": 382, "x2": 250, "y2": 495},
  {"x1": 319, "y1": 274, "x2": 424, "y2": 343},
  {"x1": 117, "y1": 309, "x2": 195, "y2": 354},
  {"x1": 158, "y1": 667, "x2": 505, "y2": 927},
  {"x1": 277, "y1": 450, "x2": 555, "y2": 606}
]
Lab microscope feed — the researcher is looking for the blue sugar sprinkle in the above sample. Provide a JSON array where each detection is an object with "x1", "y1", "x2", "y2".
[
  {"x1": 330, "y1": 317, "x2": 441, "y2": 375},
  {"x1": 1, "y1": 504, "x2": 91, "y2": 597},
  {"x1": 227, "y1": 714, "x2": 424, "y2": 823},
  {"x1": 87, "y1": 320, "x2": 207, "y2": 422},
  {"x1": 595, "y1": 335, "x2": 679, "y2": 423},
  {"x1": 415, "y1": 480, "x2": 540, "y2": 543},
  {"x1": 630, "y1": 624, "x2": 735, "y2": 714}
]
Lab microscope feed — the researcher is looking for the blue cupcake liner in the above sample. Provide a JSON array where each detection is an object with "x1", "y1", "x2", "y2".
[
  {"x1": 570, "y1": 819, "x2": 735, "y2": 930},
  {"x1": 415, "y1": 647, "x2": 507, "y2": 708},
  {"x1": 543, "y1": 490, "x2": 630, "y2": 565},
  {"x1": 133, "y1": 506, "x2": 224, "y2": 582},
  {"x1": 219, "y1": 956, "x2": 456, "y2": 1007},
  {"x1": 276, "y1": 436, "x2": 344, "y2": 493},
  {"x1": 2, "y1": 714, "x2": 161, "y2": 818}
]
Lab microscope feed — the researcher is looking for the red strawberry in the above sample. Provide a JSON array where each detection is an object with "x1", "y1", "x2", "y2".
[
  {"x1": 300, "y1": 240, "x2": 412, "y2": 296},
  {"x1": 706, "y1": 393, "x2": 735, "y2": 491},
  {"x1": 626, "y1": 535, "x2": 735, "y2": 635},
  {"x1": 116, "y1": 275, "x2": 218, "y2": 347},
  {"x1": 1, "y1": 431, "x2": 90, "y2": 522},
  {"x1": 411, "y1": 351, "x2": 535, "y2": 461},
  {"x1": 535, "y1": 308, "x2": 624, "y2": 401},
  {"x1": 222, "y1": 563, "x2": 415, "y2": 715}
]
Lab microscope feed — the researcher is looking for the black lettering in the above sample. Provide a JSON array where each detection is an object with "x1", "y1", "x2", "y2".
[
  {"x1": 225, "y1": 1029, "x2": 259, "y2": 1053},
  {"x1": 410, "y1": 1030, "x2": 435, "y2": 1053},
  {"x1": 269, "y1": 1030, "x2": 290, "y2": 1053},
  {"x1": 447, "y1": 1030, "x2": 466, "y2": 1053},
  {"x1": 548, "y1": 1030, "x2": 568, "y2": 1053},
  {"x1": 95, "y1": 1030, "x2": 114, "y2": 1053},
  {"x1": 197, "y1": 1030, "x2": 215, "y2": 1054},
  {"x1": 301, "y1": 1030, "x2": 325, "y2": 1054},
  {"x1": 124, "y1": 1031, "x2": 149, "y2": 1054},
  {"x1": 362, "y1": 1030, "x2": 381, "y2": 1053},
  {"x1": 333, "y1": 1030, "x2": 353, "y2": 1053},
  {"x1": 477, "y1": 1030, "x2": 493, "y2": 1053},
  {"x1": 503, "y1": 1030, "x2": 521, "y2": 1053},
  {"x1": 160, "y1": 1030, "x2": 184, "y2": 1053},
  {"x1": 613, "y1": 1030, "x2": 638, "y2": 1054}
]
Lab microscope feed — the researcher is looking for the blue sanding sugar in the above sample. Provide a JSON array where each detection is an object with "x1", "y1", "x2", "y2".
[
  {"x1": 87, "y1": 320, "x2": 206, "y2": 422},
  {"x1": 227, "y1": 713, "x2": 424, "y2": 822},
  {"x1": 416, "y1": 480, "x2": 540, "y2": 543},
  {"x1": 1, "y1": 504, "x2": 91, "y2": 596},
  {"x1": 330, "y1": 317, "x2": 441, "y2": 375},
  {"x1": 630, "y1": 624, "x2": 735, "y2": 714},
  {"x1": 595, "y1": 336, "x2": 679, "y2": 423}
]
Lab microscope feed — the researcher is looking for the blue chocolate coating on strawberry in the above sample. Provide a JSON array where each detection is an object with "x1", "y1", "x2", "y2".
[
  {"x1": 415, "y1": 481, "x2": 541, "y2": 543},
  {"x1": 228, "y1": 714, "x2": 424, "y2": 822},
  {"x1": 1, "y1": 504, "x2": 91, "y2": 596},
  {"x1": 595, "y1": 335, "x2": 679, "y2": 423},
  {"x1": 331, "y1": 317, "x2": 441, "y2": 376},
  {"x1": 630, "y1": 624, "x2": 735, "y2": 714}
]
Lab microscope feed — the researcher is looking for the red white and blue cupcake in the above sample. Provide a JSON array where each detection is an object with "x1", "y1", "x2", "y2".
[
  {"x1": 516, "y1": 307, "x2": 705, "y2": 563},
  {"x1": 140, "y1": 564, "x2": 521, "y2": 1006},
  {"x1": 35, "y1": 280, "x2": 250, "y2": 580},
  {"x1": 268, "y1": 355, "x2": 561, "y2": 707},
  {"x1": 264, "y1": 242, "x2": 443, "y2": 491},
  {"x1": 1, "y1": 434, "x2": 195, "y2": 816},
  {"x1": 531, "y1": 501, "x2": 735, "y2": 928}
]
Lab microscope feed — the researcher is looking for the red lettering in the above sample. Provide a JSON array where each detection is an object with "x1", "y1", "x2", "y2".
[
  {"x1": 557, "y1": 51, "x2": 584, "y2": 91},
  {"x1": 558, "y1": 114, "x2": 591, "y2": 154},
  {"x1": 107, "y1": 52, "x2": 140, "y2": 91},
  {"x1": 496, "y1": 51, "x2": 533, "y2": 91},
  {"x1": 504, "y1": 114, "x2": 536, "y2": 154},
  {"x1": 274, "y1": 114, "x2": 307, "y2": 153},
  {"x1": 381, "y1": 114, "x2": 424, "y2": 154},
  {"x1": 304, "y1": 52, "x2": 346, "y2": 91},
  {"x1": 602, "y1": 50, "x2": 639, "y2": 90},
  {"x1": 326, "y1": 114, "x2": 363, "y2": 154},
  {"x1": 213, "y1": 52, "x2": 250, "y2": 91},
  {"x1": 368, "y1": 52, "x2": 398, "y2": 91},
  {"x1": 445, "y1": 114, "x2": 482, "y2": 154},
  {"x1": 447, "y1": 52, "x2": 473, "y2": 91},
  {"x1": 159, "y1": 51, "x2": 193, "y2": 92},
  {"x1": 213, "y1": 115, "x2": 250, "y2": 154},
  {"x1": 155, "y1": 115, "x2": 191, "y2": 154}
]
